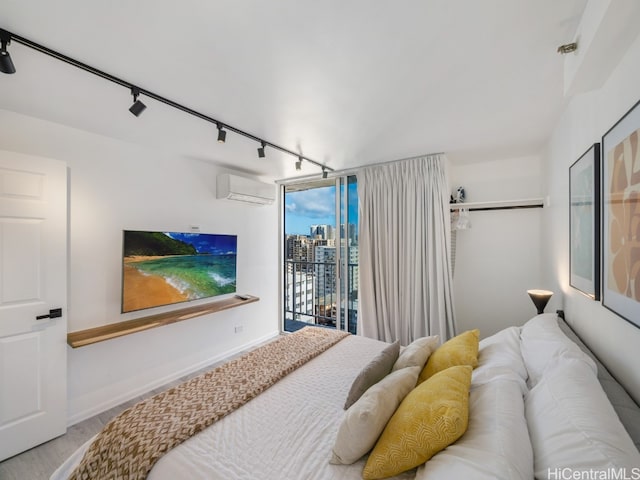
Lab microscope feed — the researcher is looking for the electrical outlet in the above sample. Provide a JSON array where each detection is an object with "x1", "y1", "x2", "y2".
[{"x1": 234, "y1": 325, "x2": 243, "y2": 334}]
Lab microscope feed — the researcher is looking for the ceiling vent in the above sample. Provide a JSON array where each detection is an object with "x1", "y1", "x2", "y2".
[{"x1": 216, "y1": 174, "x2": 276, "y2": 205}]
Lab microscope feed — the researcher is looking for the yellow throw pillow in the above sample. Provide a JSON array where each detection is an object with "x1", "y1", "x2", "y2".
[
  {"x1": 362, "y1": 365, "x2": 472, "y2": 480},
  {"x1": 418, "y1": 329, "x2": 479, "y2": 383}
]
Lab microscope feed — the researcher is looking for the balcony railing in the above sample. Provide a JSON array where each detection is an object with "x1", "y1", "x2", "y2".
[{"x1": 284, "y1": 260, "x2": 358, "y2": 334}]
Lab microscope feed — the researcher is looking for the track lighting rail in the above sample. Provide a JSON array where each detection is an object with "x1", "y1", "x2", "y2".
[{"x1": 0, "y1": 27, "x2": 332, "y2": 172}]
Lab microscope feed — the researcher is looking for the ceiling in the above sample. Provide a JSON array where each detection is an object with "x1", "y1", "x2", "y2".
[{"x1": 0, "y1": 0, "x2": 587, "y2": 180}]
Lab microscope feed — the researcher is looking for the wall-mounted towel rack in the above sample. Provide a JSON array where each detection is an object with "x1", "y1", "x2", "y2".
[{"x1": 449, "y1": 198, "x2": 544, "y2": 212}]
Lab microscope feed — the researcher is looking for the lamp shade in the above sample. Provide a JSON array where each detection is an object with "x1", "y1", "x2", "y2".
[{"x1": 527, "y1": 289, "x2": 553, "y2": 315}]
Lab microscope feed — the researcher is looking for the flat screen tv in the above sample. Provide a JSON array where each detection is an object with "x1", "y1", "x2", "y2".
[{"x1": 122, "y1": 230, "x2": 237, "y2": 313}]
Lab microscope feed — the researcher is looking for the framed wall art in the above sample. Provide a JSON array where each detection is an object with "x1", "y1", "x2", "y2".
[
  {"x1": 570, "y1": 143, "x2": 600, "y2": 299},
  {"x1": 601, "y1": 98, "x2": 640, "y2": 328}
]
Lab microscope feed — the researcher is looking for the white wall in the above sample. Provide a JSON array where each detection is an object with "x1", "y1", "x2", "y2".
[
  {"x1": 449, "y1": 155, "x2": 544, "y2": 338},
  {"x1": 543, "y1": 32, "x2": 640, "y2": 403},
  {"x1": 0, "y1": 110, "x2": 279, "y2": 424}
]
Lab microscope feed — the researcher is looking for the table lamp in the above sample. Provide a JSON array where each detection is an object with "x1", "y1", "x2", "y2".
[{"x1": 527, "y1": 289, "x2": 553, "y2": 314}]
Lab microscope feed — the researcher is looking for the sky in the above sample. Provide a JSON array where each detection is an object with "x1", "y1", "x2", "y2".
[
  {"x1": 284, "y1": 182, "x2": 358, "y2": 235},
  {"x1": 166, "y1": 232, "x2": 237, "y2": 255}
]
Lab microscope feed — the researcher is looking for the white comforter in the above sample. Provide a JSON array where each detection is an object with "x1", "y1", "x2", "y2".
[
  {"x1": 54, "y1": 315, "x2": 640, "y2": 480},
  {"x1": 52, "y1": 334, "x2": 416, "y2": 480}
]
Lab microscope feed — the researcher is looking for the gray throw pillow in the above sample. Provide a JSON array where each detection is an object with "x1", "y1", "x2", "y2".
[{"x1": 344, "y1": 340, "x2": 400, "y2": 409}]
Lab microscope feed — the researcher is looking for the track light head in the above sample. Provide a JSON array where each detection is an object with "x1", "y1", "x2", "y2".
[
  {"x1": 0, "y1": 31, "x2": 16, "y2": 74},
  {"x1": 217, "y1": 123, "x2": 226, "y2": 143},
  {"x1": 322, "y1": 168, "x2": 328, "y2": 179},
  {"x1": 128, "y1": 87, "x2": 146, "y2": 117},
  {"x1": 295, "y1": 157, "x2": 302, "y2": 171},
  {"x1": 129, "y1": 100, "x2": 146, "y2": 117},
  {"x1": 257, "y1": 141, "x2": 266, "y2": 158}
]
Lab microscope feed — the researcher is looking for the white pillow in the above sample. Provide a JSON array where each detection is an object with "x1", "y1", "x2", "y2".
[
  {"x1": 330, "y1": 366, "x2": 421, "y2": 465},
  {"x1": 416, "y1": 377, "x2": 533, "y2": 480},
  {"x1": 392, "y1": 335, "x2": 439, "y2": 371},
  {"x1": 525, "y1": 357, "x2": 640, "y2": 478},
  {"x1": 472, "y1": 326, "x2": 528, "y2": 394},
  {"x1": 520, "y1": 314, "x2": 596, "y2": 387}
]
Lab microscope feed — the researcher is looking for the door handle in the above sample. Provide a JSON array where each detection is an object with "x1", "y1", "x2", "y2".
[{"x1": 36, "y1": 308, "x2": 62, "y2": 320}]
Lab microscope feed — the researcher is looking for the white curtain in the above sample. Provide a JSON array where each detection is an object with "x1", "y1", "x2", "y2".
[{"x1": 357, "y1": 155, "x2": 456, "y2": 345}]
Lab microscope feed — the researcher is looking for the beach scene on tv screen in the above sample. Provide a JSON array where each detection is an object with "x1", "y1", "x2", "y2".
[{"x1": 122, "y1": 231, "x2": 237, "y2": 313}]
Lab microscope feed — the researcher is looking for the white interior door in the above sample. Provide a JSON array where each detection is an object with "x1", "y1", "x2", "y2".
[{"x1": 0, "y1": 150, "x2": 67, "y2": 461}]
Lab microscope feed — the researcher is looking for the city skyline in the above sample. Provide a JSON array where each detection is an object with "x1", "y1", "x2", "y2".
[{"x1": 284, "y1": 182, "x2": 358, "y2": 235}]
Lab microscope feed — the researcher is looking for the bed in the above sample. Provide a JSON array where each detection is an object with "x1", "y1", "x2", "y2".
[{"x1": 51, "y1": 314, "x2": 640, "y2": 480}]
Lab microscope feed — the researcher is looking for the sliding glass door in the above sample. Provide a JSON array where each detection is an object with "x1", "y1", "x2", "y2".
[{"x1": 283, "y1": 176, "x2": 358, "y2": 334}]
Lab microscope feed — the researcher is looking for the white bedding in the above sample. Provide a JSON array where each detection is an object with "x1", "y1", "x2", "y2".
[
  {"x1": 52, "y1": 316, "x2": 640, "y2": 480},
  {"x1": 52, "y1": 334, "x2": 416, "y2": 480}
]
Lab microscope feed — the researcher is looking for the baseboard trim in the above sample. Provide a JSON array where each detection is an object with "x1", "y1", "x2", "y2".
[{"x1": 66, "y1": 330, "x2": 279, "y2": 427}]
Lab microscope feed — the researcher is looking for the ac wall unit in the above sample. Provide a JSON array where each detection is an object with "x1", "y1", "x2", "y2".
[{"x1": 216, "y1": 173, "x2": 276, "y2": 205}]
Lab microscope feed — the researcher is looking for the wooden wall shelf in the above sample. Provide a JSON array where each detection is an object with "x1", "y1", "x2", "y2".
[{"x1": 67, "y1": 295, "x2": 259, "y2": 348}]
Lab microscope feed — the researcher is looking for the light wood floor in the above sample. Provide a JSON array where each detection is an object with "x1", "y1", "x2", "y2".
[{"x1": 0, "y1": 338, "x2": 276, "y2": 480}]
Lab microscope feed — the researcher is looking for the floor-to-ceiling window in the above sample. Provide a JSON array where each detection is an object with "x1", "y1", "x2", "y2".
[{"x1": 283, "y1": 176, "x2": 358, "y2": 334}]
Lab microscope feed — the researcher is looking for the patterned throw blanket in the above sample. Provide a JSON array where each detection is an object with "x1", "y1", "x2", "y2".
[{"x1": 69, "y1": 327, "x2": 349, "y2": 480}]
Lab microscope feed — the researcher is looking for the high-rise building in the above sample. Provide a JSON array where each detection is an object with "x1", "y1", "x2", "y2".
[
  {"x1": 310, "y1": 224, "x2": 334, "y2": 240},
  {"x1": 285, "y1": 269, "x2": 314, "y2": 323},
  {"x1": 340, "y1": 223, "x2": 358, "y2": 245},
  {"x1": 314, "y1": 244, "x2": 337, "y2": 328},
  {"x1": 285, "y1": 234, "x2": 314, "y2": 271},
  {"x1": 345, "y1": 244, "x2": 359, "y2": 297},
  {"x1": 314, "y1": 244, "x2": 359, "y2": 302},
  {"x1": 315, "y1": 245, "x2": 336, "y2": 298}
]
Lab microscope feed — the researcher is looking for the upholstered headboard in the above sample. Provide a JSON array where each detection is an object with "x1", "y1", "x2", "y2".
[{"x1": 558, "y1": 318, "x2": 640, "y2": 449}]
